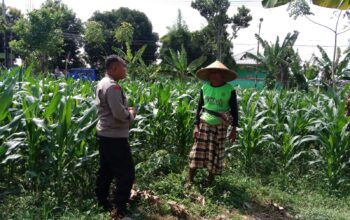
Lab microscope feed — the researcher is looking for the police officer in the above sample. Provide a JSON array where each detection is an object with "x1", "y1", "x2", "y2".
[{"x1": 95, "y1": 55, "x2": 136, "y2": 218}]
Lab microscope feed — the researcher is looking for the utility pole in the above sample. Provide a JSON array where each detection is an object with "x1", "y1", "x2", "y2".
[
  {"x1": 9, "y1": 27, "x2": 12, "y2": 68},
  {"x1": 255, "y1": 18, "x2": 263, "y2": 89},
  {"x1": 2, "y1": 0, "x2": 7, "y2": 68}
]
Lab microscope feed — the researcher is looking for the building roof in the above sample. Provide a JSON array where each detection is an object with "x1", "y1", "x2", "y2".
[{"x1": 236, "y1": 58, "x2": 258, "y2": 66}]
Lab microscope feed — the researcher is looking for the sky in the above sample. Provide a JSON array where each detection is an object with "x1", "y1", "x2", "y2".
[{"x1": 6, "y1": 0, "x2": 350, "y2": 62}]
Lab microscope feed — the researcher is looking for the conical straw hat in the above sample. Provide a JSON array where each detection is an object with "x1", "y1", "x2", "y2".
[{"x1": 196, "y1": 60, "x2": 237, "y2": 82}]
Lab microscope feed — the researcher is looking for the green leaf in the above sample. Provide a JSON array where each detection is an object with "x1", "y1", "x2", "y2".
[
  {"x1": 44, "y1": 92, "x2": 62, "y2": 119},
  {"x1": 188, "y1": 56, "x2": 207, "y2": 75},
  {"x1": 0, "y1": 82, "x2": 14, "y2": 122},
  {"x1": 24, "y1": 64, "x2": 33, "y2": 78},
  {"x1": 1, "y1": 154, "x2": 22, "y2": 164},
  {"x1": 262, "y1": 0, "x2": 291, "y2": 8},
  {"x1": 4, "y1": 139, "x2": 23, "y2": 151},
  {"x1": 0, "y1": 146, "x2": 6, "y2": 156},
  {"x1": 286, "y1": 150, "x2": 307, "y2": 167},
  {"x1": 133, "y1": 45, "x2": 147, "y2": 64},
  {"x1": 312, "y1": 0, "x2": 350, "y2": 9},
  {"x1": 32, "y1": 118, "x2": 47, "y2": 130}
]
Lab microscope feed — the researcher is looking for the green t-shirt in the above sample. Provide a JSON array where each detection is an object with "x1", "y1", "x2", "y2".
[{"x1": 201, "y1": 82, "x2": 234, "y2": 125}]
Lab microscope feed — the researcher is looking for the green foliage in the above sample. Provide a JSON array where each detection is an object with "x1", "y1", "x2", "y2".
[
  {"x1": 113, "y1": 42, "x2": 148, "y2": 80},
  {"x1": 231, "y1": 5, "x2": 253, "y2": 39},
  {"x1": 0, "y1": 6, "x2": 23, "y2": 64},
  {"x1": 191, "y1": 0, "x2": 252, "y2": 63},
  {"x1": 115, "y1": 22, "x2": 134, "y2": 46},
  {"x1": 135, "y1": 150, "x2": 181, "y2": 179},
  {"x1": 84, "y1": 7, "x2": 158, "y2": 72},
  {"x1": 0, "y1": 67, "x2": 98, "y2": 196},
  {"x1": 1, "y1": 67, "x2": 350, "y2": 219},
  {"x1": 161, "y1": 45, "x2": 207, "y2": 78},
  {"x1": 287, "y1": 0, "x2": 313, "y2": 19},
  {"x1": 262, "y1": 0, "x2": 292, "y2": 8},
  {"x1": 303, "y1": 61, "x2": 319, "y2": 80},
  {"x1": 159, "y1": 10, "x2": 202, "y2": 65},
  {"x1": 41, "y1": 0, "x2": 84, "y2": 70},
  {"x1": 10, "y1": 7, "x2": 64, "y2": 72},
  {"x1": 228, "y1": 88, "x2": 350, "y2": 190},
  {"x1": 245, "y1": 31, "x2": 303, "y2": 89},
  {"x1": 84, "y1": 21, "x2": 105, "y2": 46},
  {"x1": 312, "y1": 46, "x2": 350, "y2": 87}
]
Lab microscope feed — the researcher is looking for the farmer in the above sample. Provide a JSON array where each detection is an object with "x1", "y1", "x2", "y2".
[
  {"x1": 188, "y1": 60, "x2": 239, "y2": 186},
  {"x1": 95, "y1": 55, "x2": 136, "y2": 218}
]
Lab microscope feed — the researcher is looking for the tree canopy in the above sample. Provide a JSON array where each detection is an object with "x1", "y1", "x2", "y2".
[
  {"x1": 41, "y1": 0, "x2": 84, "y2": 71},
  {"x1": 191, "y1": 0, "x2": 252, "y2": 67},
  {"x1": 84, "y1": 7, "x2": 158, "y2": 72},
  {"x1": 9, "y1": 6, "x2": 64, "y2": 72},
  {"x1": 159, "y1": 10, "x2": 199, "y2": 64},
  {"x1": 0, "y1": 6, "x2": 23, "y2": 67}
]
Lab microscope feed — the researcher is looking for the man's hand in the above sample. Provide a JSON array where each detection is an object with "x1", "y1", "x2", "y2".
[
  {"x1": 128, "y1": 107, "x2": 137, "y2": 118},
  {"x1": 229, "y1": 128, "x2": 237, "y2": 142},
  {"x1": 193, "y1": 126, "x2": 199, "y2": 139}
]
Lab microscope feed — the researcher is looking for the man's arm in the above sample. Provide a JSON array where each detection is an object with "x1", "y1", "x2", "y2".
[
  {"x1": 106, "y1": 86, "x2": 134, "y2": 122},
  {"x1": 195, "y1": 90, "x2": 204, "y2": 126},
  {"x1": 229, "y1": 90, "x2": 238, "y2": 127}
]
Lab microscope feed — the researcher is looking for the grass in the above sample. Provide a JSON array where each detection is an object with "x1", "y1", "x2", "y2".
[{"x1": 1, "y1": 167, "x2": 350, "y2": 219}]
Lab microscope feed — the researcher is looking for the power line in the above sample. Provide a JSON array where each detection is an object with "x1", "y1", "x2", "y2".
[{"x1": 234, "y1": 43, "x2": 349, "y2": 48}]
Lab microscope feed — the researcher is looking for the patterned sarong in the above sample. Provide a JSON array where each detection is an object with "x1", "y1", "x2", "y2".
[{"x1": 189, "y1": 121, "x2": 228, "y2": 174}]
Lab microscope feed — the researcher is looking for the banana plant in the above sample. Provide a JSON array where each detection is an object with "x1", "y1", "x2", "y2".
[
  {"x1": 262, "y1": 0, "x2": 350, "y2": 87},
  {"x1": 245, "y1": 32, "x2": 300, "y2": 89},
  {"x1": 313, "y1": 46, "x2": 350, "y2": 86},
  {"x1": 162, "y1": 45, "x2": 207, "y2": 79},
  {"x1": 113, "y1": 22, "x2": 148, "y2": 79}
]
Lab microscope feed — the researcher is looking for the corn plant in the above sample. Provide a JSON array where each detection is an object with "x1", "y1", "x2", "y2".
[
  {"x1": 1, "y1": 66, "x2": 350, "y2": 199},
  {"x1": 233, "y1": 90, "x2": 270, "y2": 172},
  {"x1": 309, "y1": 92, "x2": 350, "y2": 189}
]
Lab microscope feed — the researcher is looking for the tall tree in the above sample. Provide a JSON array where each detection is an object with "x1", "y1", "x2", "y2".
[
  {"x1": 0, "y1": 6, "x2": 22, "y2": 67},
  {"x1": 160, "y1": 10, "x2": 198, "y2": 63},
  {"x1": 9, "y1": 7, "x2": 64, "y2": 72},
  {"x1": 191, "y1": 0, "x2": 252, "y2": 65},
  {"x1": 84, "y1": 7, "x2": 158, "y2": 72},
  {"x1": 231, "y1": 5, "x2": 252, "y2": 40},
  {"x1": 41, "y1": 0, "x2": 84, "y2": 71}
]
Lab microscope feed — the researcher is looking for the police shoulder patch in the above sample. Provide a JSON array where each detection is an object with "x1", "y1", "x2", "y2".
[{"x1": 113, "y1": 85, "x2": 121, "y2": 91}]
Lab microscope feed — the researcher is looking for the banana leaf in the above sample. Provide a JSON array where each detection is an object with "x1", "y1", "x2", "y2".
[{"x1": 312, "y1": 0, "x2": 350, "y2": 10}]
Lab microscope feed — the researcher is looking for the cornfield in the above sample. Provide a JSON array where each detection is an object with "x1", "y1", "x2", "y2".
[{"x1": 1, "y1": 67, "x2": 350, "y2": 203}]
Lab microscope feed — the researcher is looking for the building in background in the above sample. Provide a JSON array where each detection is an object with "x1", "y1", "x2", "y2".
[{"x1": 231, "y1": 58, "x2": 266, "y2": 89}]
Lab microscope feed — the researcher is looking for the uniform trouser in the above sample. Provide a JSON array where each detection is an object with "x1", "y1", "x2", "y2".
[{"x1": 95, "y1": 135, "x2": 135, "y2": 211}]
